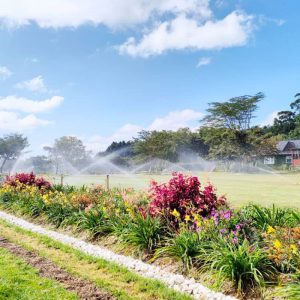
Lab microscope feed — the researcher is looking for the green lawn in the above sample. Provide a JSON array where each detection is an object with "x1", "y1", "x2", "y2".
[
  {"x1": 0, "y1": 220, "x2": 192, "y2": 300},
  {"x1": 0, "y1": 247, "x2": 78, "y2": 300},
  {"x1": 47, "y1": 172, "x2": 300, "y2": 208}
]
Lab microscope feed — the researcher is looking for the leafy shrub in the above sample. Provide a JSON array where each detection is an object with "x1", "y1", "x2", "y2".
[
  {"x1": 203, "y1": 239, "x2": 276, "y2": 293},
  {"x1": 154, "y1": 228, "x2": 209, "y2": 270},
  {"x1": 240, "y1": 204, "x2": 295, "y2": 231},
  {"x1": 149, "y1": 173, "x2": 226, "y2": 226},
  {"x1": 44, "y1": 202, "x2": 75, "y2": 227},
  {"x1": 276, "y1": 282, "x2": 300, "y2": 300},
  {"x1": 120, "y1": 212, "x2": 164, "y2": 252},
  {"x1": 74, "y1": 207, "x2": 110, "y2": 238},
  {"x1": 5, "y1": 172, "x2": 51, "y2": 190}
]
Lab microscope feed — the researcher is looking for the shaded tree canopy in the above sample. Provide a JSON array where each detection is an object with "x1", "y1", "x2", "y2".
[
  {"x1": 102, "y1": 141, "x2": 133, "y2": 157},
  {"x1": 0, "y1": 133, "x2": 29, "y2": 173},
  {"x1": 29, "y1": 155, "x2": 52, "y2": 174},
  {"x1": 199, "y1": 126, "x2": 278, "y2": 161},
  {"x1": 202, "y1": 93, "x2": 264, "y2": 130},
  {"x1": 133, "y1": 128, "x2": 208, "y2": 162},
  {"x1": 44, "y1": 136, "x2": 91, "y2": 173},
  {"x1": 269, "y1": 92, "x2": 300, "y2": 137}
]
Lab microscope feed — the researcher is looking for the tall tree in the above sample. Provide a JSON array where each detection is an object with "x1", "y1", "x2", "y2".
[
  {"x1": 133, "y1": 128, "x2": 208, "y2": 162},
  {"x1": 44, "y1": 136, "x2": 90, "y2": 174},
  {"x1": 290, "y1": 92, "x2": 300, "y2": 113},
  {"x1": 0, "y1": 134, "x2": 29, "y2": 173},
  {"x1": 272, "y1": 111, "x2": 296, "y2": 135},
  {"x1": 30, "y1": 155, "x2": 52, "y2": 174},
  {"x1": 270, "y1": 92, "x2": 300, "y2": 136},
  {"x1": 202, "y1": 93, "x2": 264, "y2": 130},
  {"x1": 199, "y1": 126, "x2": 278, "y2": 162}
]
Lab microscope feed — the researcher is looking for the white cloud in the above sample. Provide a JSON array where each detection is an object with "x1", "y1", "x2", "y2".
[
  {"x1": 85, "y1": 124, "x2": 142, "y2": 152},
  {"x1": 0, "y1": 0, "x2": 211, "y2": 29},
  {"x1": 0, "y1": 66, "x2": 12, "y2": 79},
  {"x1": 0, "y1": 95, "x2": 63, "y2": 113},
  {"x1": 15, "y1": 75, "x2": 46, "y2": 92},
  {"x1": 258, "y1": 16, "x2": 285, "y2": 27},
  {"x1": 215, "y1": 0, "x2": 226, "y2": 8},
  {"x1": 260, "y1": 111, "x2": 278, "y2": 127},
  {"x1": 0, "y1": 1, "x2": 257, "y2": 58},
  {"x1": 148, "y1": 109, "x2": 203, "y2": 131},
  {"x1": 25, "y1": 57, "x2": 39, "y2": 64},
  {"x1": 0, "y1": 111, "x2": 50, "y2": 131},
  {"x1": 85, "y1": 109, "x2": 202, "y2": 152},
  {"x1": 197, "y1": 56, "x2": 212, "y2": 67},
  {"x1": 119, "y1": 11, "x2": 253, "y2": 57}
]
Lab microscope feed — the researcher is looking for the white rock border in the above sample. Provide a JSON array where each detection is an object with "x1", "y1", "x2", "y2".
[{"x1": 0, "y1": 210, "x2": 237, "y2": 300}]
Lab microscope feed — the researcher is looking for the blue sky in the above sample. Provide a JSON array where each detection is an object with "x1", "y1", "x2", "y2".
[{"x1": 0, "y1": 0, "x2": 299, "y2": 154}]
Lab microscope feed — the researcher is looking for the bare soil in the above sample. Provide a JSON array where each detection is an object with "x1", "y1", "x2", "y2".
[{"x1": 0, "y1": 237, "x2": 116, "y2": 300}]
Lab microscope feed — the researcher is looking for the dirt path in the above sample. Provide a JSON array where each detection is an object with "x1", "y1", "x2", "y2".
[{"x1": 0, "y1": 237, "x2": 116, "y2": 300}]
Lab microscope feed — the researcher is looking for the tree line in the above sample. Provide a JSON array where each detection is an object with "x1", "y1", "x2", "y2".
[{"x1": 0, "y1": 92, "x2": 299, "y2": 173}]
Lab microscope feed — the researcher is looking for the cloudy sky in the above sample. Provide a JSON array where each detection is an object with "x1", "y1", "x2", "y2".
[{"x1": 0, "y1": 0, "x2": 299, "y2": 153}]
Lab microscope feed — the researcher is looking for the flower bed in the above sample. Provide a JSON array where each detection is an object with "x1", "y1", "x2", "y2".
[{"x1": 0, "y1": 172, "x2": 299, "y2": 298}]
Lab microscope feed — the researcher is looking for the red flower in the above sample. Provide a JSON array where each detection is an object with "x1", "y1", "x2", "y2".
[{"x1": 149, "y1": 173, "x2": 227, "y2": 226}]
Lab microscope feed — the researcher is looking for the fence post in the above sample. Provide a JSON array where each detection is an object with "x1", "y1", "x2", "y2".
[
  {"x1": 60, "y1": 174, "x2": 64, "y2": 186},
  {"x1": 106, "y1": 174, "x2": 110, "y2": 191}
]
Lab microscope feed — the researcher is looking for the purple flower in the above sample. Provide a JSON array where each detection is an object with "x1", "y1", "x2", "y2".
[
  {"x1": 223, "y1": 211, "x2": 231, "y2": 220},
  {"x1": 232, "y1": 237, "x2": 238, "y2": 244},
  {"x1": 235, "y1": 224, "x2": 241, "y2": 231},
  {"x1": 219, "y1": 228, "x2": 227, "y2": 234}
]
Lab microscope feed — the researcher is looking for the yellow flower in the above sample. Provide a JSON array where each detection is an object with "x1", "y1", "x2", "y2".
[
  {"x1": 267, "y1": 225, "x2": 276, "y2": 234},
  {"x1": 273, "y1": 239, "x2": 282, "y2": 249},
  {"x1": 184, "y1": 215, "x2": 191, "y2": 222},
  {"x1": 289, "y1": 244, "x2": 298, "y2": 255},
  {"x1": 171, "y1": 209, "x2": 180, "y2": 219}
]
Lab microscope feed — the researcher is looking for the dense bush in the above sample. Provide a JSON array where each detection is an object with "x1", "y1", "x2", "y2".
[
  {"x1": 203, "y1": 239, "x2": 276, "y2": 292},
  {"x1": 120, "y1": 212, "x2": 164, "y2": 252},
  {"x1": 239, "y1": 204, "x2": 297, "y2": 230},
  {"x1": 5, "y1": 172, "x2": 51, "y2": 190},
  {"x1": 154, "y1": 227, "x2": 209, "y2": 270},
  {"x1": 149, "y1": 173, "x2": 226, "y2": 226}
]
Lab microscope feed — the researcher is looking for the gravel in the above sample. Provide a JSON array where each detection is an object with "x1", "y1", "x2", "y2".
[{"x1": 0, "y1": 210, "x2": 237, "y2": 300}]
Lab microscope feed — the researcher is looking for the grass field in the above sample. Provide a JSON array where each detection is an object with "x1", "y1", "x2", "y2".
[
  {"x1": 47, "y1": 172, "x2": 300, "y2": 208},
  {"x1": 0, "y1": 247, "x2": 78, "y2": 300},
  {"x1": 0, "y1": 220, "x2": 191, "y2": 300}
]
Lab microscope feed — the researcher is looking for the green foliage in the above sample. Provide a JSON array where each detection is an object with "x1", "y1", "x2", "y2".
[
  {"x1": 44, "y1": 136, "x2": 91, "y2": 174},
  {"x1": 120, "y1": 213, "x2": 164, "y2": 252},
  {"x1": 154, "y1": 228, "x2": 209, "y2": 270},
  {"x1": 199, "y1": 126, "x2": 278, "y2": 161},
  {"x1": 292, "y1": 210, "x2": 300, "y2": 223},
  {"x1": 45, "y1": 203, "x2": 75, "y2": 227},
  {"x1": 133, "y1": 128, "x2": 208, "y2": 162},
  {"x1": 74, "y1": 207, "x2": 110, "y2": 238},
  {"x1": 29, "y1": 155, "x2": 52, "y2": 173},
  {"x1": 0, "y1": 133, "x2": 29, "y2": 173},
  {"x1": 240, "y1": 204, "x2": 296, "y2": 230},
  {"x1": 202, "y1": 93, "x2": 264, "y2": 130},
  {"x1": 203, "y1": 239, "x2": 276, "y2": 293},
  {"x1": 275, "y1": 274, "x2": 300, "y2": 300}
]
